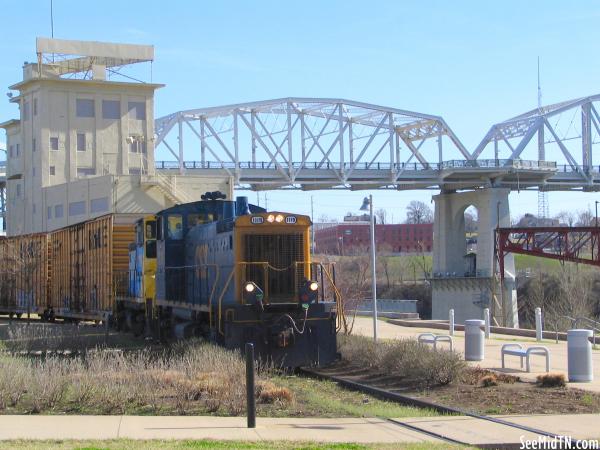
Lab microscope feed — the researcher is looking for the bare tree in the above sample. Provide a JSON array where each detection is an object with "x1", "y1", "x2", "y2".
[
  {"x1": 317, "y1": 214, "x2": 336, "y2": 223},
  {"x1": 405, "y1": 201, "x2": 433, "y2": 224},
  {"x1": 555, "y1": 211, "x2": 575, "y2": 227},
  {"x1": 377, "y1": 243, "x2": 395, "y2": 290},
  {"x1": 375, "y1": 208, "x2": 387, "y2": 225},
  {"x1": 576, "y1": 209, "x2": 594, "y2": 226},
  {"x1": 332, "y1": 248, "x2": 371, "y2": 335}
]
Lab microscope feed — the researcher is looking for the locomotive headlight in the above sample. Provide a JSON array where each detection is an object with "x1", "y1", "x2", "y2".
[
  {"x1": 275, "y1": 214, "x2": 284, "y2": 223},
  {"x1": 267, "y1": 214, "x2": 275, "y2": 223},
  {"x1": 299, "y1": 279, "x2": 319, "y2": 304},
  {"x1": 243, "y1": 281, "x2": 264, "y2": 310}
]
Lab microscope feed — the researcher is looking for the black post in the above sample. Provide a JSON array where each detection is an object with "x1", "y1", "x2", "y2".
[
  {"x1": 104, "y1": 313, "x2": 110, "y2": 346},
  {"x1": 245, "y1": 343, "x2": 256, "y2": 428}
]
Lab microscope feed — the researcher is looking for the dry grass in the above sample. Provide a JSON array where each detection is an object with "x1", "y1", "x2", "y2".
[
  {"x1": 0, "y1": 339, "x2": 292, "y2": 416},
  {"x1": 337, "y1": 334, "x2": 466, "y2": 388},
  {"x1": 461, "y1": 366, "x2": 519, "y2": 385},
  {"x1": 257, "y1": 380, "x2": 294, "y2": 405},
  {"x1": 479, "y1": 374, "x2": 498, "y2": 388},
  {"x1": 536, "y1": 372, "x2": 567, "y2": 388}
]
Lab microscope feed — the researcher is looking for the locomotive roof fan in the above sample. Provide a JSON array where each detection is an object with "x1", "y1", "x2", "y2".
[{"x1": 201, "y1": 191, "x2": 227, "y2": 201}]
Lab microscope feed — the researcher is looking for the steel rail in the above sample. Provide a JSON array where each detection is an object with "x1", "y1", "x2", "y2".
[{"x1": 299, "y1": 367, "x2": 567, "y2": 445}]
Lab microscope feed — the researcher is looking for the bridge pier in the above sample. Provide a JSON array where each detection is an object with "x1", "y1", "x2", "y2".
[{"x1": 431, "y1": 188, "x2": 518, "y2": 327}]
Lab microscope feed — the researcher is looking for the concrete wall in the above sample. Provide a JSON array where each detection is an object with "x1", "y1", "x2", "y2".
[
  {"x1": 41, "y1": 174, "x2": 233, "y2": 233},
  {"x1": 431, "y1": 188, "x2": 518, "y2": 327}
]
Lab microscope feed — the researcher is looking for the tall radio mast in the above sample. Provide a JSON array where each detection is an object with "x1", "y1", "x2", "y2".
[{"x1": 537, "y1": 57, "x2": 550, "y2": 219}]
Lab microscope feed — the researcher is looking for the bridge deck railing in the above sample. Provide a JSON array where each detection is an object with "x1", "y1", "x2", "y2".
[{"x1": 154, "y1": 159, "x2": 562, "y2": 172}]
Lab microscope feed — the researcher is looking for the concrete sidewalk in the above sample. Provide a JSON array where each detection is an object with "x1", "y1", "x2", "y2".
[
  {"x1": 1, "y1": 414, "x2": 598, "y2": 446},
  {"x1": 352, "y1": 317, "x2": 600, "y2": 392},
  {"x1": 0, "y1": 415, "x2": 440, "y2": 443}
]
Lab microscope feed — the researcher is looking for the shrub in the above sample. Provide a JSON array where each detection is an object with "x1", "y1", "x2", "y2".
[
  {"x1": 536, "y1": 372, "x2": 566, "y2": 388},
  {"x1": 480, "y1": 374, "x2": 498, "y2": 387},
  {"x1": 257, "y1": 381, "x2": 294, "y2": 405},
  {"x1": 338, "y1": 334, "x2": 466, "y2": 388}
]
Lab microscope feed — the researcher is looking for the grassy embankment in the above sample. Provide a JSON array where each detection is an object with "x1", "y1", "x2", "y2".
[{"x1": 0, "y1": 322, "x2": 435, "y2": 419}]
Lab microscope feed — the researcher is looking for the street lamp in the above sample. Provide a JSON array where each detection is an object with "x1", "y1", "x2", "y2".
[
  {"x1": 595, "y1": 201, "x2": 599, "y2": 227},
  {"x1": 360, "y1": 195, "x2": 378, "y2": 342}
]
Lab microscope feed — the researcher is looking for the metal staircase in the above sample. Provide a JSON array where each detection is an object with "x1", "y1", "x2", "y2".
[{"x1": 139, "y1": 156, "x2": 195, "y2": 205}]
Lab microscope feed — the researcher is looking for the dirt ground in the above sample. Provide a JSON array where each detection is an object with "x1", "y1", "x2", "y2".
[{"x1": 318, "y1": 361, "x2": 600, "y2": 415}]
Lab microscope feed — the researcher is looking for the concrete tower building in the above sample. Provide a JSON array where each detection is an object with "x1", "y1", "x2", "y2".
[{"x1": 0, "y1": 38, "x2": 231, "y2": 236}]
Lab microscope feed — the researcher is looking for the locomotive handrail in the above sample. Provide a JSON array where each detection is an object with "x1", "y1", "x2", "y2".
[
  {"x1": 204, "y1": 264, "x2": 220, "y2": 332},
  {"x1": 217, "y1": 269, "x2": 236, "y2": 336}
]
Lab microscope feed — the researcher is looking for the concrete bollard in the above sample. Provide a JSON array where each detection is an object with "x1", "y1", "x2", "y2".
[
  {"x1": 483, "y1": 308, "x2": 490, "y2": 339},
  {"x1": 535, "y1": 307, "x2": 543, "y2": 342},
  {"x1": 449, "y1": 309, "x2": 455, "y2": 336}
]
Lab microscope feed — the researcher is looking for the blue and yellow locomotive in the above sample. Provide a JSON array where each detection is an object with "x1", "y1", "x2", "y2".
[{"x1": 127, "y1": 192, "x2": 339, "y2": 367}]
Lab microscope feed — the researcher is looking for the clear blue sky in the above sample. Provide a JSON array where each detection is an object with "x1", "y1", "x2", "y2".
[{"x1": 1, "y1": 1, "x2": 600, "y2": 222}]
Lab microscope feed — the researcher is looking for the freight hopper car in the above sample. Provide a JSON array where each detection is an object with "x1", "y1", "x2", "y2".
[
  {"x1": 0, "y1": 233, "x2": 49, "y2": 318},
  {"x1": 156, "y1": 196, "x2": 339, "y2": 368},
  {"x1": 48, "y1": 214, "x2": 137, "y2": 321}
]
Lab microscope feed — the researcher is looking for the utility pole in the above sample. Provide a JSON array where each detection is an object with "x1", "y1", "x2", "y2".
[{"x1": 311, "y1": 196, "x2": 315, "y2": 253}]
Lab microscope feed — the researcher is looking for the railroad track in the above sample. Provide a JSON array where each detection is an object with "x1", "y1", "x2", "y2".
[{"x1": 300, "y1": 367, "x2": 569, "y2": 449}]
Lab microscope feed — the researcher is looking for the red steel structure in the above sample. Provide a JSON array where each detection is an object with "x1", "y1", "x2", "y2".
[{"x1": 496, "y1": 226, "x2": 600, "y2": 279}]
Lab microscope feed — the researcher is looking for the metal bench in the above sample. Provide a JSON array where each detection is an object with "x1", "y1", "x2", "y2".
[
  {"x1": 417, "y1": 333, "x2": 454, "y2": 351},
  {"x1": 501, "y1": 343, "x2": 550, "y2": 372}
]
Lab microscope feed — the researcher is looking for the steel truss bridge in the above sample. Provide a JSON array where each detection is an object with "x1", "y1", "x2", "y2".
[
  {"x1": 497, "y1": 226, "x2": 600, "y2": 279},
  {"x1": 1, "y1": 95, "x2": 600, "y2": 222},
  {"x1": 154, "y1": 96, "x2": 600, "y2": 191}
]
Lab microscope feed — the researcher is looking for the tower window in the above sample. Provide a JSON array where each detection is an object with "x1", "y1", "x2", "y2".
[
  {"x1": 50, "y1": 137, "x2": 59, "y2": 151},
  {"x1": 32, "y1": 138, "x2": 36, "y2": 152},
  {"x1": 128, "y1": 102, "x2": 146, "y2": 120},
  {"x1": 33, "y1": 98, "x2": 38, "y2": 116},
  {"x1": 22, "y1": 102, "x2": 30, "y2": 121},
  {"x1": 76, "y1": 99, "x2": 95, "y2": 118},
  {"x1": 77, "y1": 133, "x2": 86, "y2": 152},
  {"x1": 49, "y1": 166, "x2": 56, "y2": 176}
]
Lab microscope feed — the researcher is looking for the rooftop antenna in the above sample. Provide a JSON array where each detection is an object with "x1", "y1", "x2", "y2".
[
  {"x1": 537, "y1": 56, "x2": 550, "y2": 219},
  {"x1": 50, "y1": 0, "x2": 55, "y2": 63},
  {"x1": 50, "y1": 0, "x2": 54, "y2": 38},
  {"x1": 537, "y1": 56, "x2": 542, "y2": 110}
]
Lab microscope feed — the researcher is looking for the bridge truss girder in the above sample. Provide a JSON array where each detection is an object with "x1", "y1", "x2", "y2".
[
  {"x1": 473, "y1": 95, "x2": 600, "y2": 189},
  {"x1": 154, "y1": 98, "x2": 471, "y2": 188},
  {"x1": 497, "y1": 226, "x2": 600, "y2": 280}
]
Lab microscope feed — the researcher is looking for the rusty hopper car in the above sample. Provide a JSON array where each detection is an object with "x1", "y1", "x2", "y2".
[
  {"x1": 48, "y1": 214, "x2": 137, "y2": 321},
  {"x1": 0, "y1": 233, "x2": 49, "y2": 317}
]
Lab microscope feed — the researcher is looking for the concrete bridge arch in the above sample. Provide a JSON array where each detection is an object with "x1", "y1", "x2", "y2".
[{"x1": 431, "y1": 188, "x2": 518, "y2": 327}]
